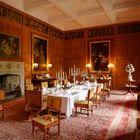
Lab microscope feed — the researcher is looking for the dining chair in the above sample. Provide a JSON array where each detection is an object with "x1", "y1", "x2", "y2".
[
  {"x1": 91, "y1": 85, "x2": 102, "y2": 108},
  {"x1": 32, "y1": 95, "x2": 61, "y2": 139},
  {"x1": 25, "y1": 78, "x2": 34, "y2": 90},
  {"x1": 74, "y1": 89, "x2": 94, "y2": 116},
  {"x1": 54, "y1": 80, "x2": 59, "y2": 87},
  {"x1": 25, "y1": 90, "x2": 46, "y2": 117},
  {"x1": 64, "y1": 79, "x2": 69, "y2": 85},
  {"x1": 41, "y1": 82, "x2": 48, "y2": 89},
  {"x1": 0, "y1": 89, "x2": 5, "y2": 119},
  {"x1": 101, "y1": 80, "x2": 111, "y2": 98}
]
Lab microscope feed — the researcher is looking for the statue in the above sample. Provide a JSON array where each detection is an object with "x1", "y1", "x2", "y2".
[{"x1": 126, "y1": 63, "x2": 135, "y2": 81}]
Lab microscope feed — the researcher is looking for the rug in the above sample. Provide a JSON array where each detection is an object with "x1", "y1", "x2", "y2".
[{"x1": 0, "y1": 90, "x2": 138, "y2": 140}]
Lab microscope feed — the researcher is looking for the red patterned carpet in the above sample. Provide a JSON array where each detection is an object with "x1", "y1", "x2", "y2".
[{"x1": 0, "y1": 90, "x2": 138, "y2": 140}]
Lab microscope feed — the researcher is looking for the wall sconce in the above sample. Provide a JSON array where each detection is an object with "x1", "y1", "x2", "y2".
[
  {"x1": 48, "y1": 63, "x2": 52, "y2": 69},
  {"x1": 85, "y1": 63, "x2": 91, "y2": 74},
  {"x1": 108, "y1": 63, "x2": 114, "y2": 69},
  {"x1": 33, "y1": 63, "x2": 38, "y2": 68},
  {"x1": 85, "y1": 63, "x2": 91, "y2": 68}
]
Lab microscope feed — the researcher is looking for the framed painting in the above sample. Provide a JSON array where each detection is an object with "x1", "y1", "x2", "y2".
[
  {"x1": 0, "y1": 33, "x2": 20, "y2": 58},
  {"x1": 32, "y1": 34, "x2": 48, "y2": 74},
  {"x1": 90, "y1": 40, "x2": 110, "y2": 72}
]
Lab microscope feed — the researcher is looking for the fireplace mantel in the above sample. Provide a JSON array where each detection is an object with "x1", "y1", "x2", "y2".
[{"x1": 0, "y1": 61, "x2": 24, "y2": 96}]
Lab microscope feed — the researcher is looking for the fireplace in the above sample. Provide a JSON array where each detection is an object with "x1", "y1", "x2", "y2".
[{"x1": 0, "y1": 61, "x2": 24, "y2": 99}]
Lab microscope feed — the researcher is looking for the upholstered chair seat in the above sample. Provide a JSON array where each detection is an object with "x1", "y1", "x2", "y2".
[
  {"x1": 32, "y1": 96, "x2": 61, "y2": 139},
  {"x1": 74, "y1": 89, "x2": 94, "y2": 116}
]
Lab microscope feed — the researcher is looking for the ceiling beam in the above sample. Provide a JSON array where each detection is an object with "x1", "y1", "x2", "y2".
[
  {"x1": 77, "y1": 7, "x2": 104, "y2": 17},
  {"x1": 24, "y1": 0, "x2": 50, "y2": 11},
  {"x1": 97, "y1": 0, "x2": 117, "y2": 23},
  {"x1": 48, "y1": 0, "x2": 85, "y2": 27},
  {"x1": 113, "y1": 1, "x2": 140, "y2": 12}
]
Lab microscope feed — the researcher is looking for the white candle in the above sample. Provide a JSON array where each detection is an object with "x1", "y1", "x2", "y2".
[
  {"x1": 61, "y1": 69, "x2": 62, "y2": 78},
  {"x1": 71, "y1": 68, "x2": 73, "y2": 75},
  {"x1": 56, "y1": 72, "x2": 57, "y2": 79},
  {"x1": 58, "y1": 72, "x2": 60, "y2": 79}
]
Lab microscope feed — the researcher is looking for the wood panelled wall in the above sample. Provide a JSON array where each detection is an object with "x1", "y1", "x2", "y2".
[
  {"x1": 0, "y1": 17, "x2": 64, "y2": 79},
  {"x1": 0, "y1": 2, "x2": 140, "y2": 89}
]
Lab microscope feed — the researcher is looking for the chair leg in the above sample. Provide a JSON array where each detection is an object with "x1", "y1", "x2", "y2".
[
  {"x1": 91, "y1": 107, "x2": 93, "y2": 115},
  {"x1": 87, "y1": 108, "x2": 89, "y2": 116},
  {"x1": 2, "y1": 110, "x2": 4, "y2": 119},
  {"x1": 75, "y1": 107, "x2": 77, "y2": 117},
  {"x1": 58, "y1": 124, "x2": 60, "y2": 133},
  {"x1": 44, "y1": 129, "x2": 46, "y2": 140},
  {"x1": 1, "y1": 104, "x2": 4, "y2": 119},
  {"x1": 32, "y1": 124, "x2": 34, "y2": 134}
]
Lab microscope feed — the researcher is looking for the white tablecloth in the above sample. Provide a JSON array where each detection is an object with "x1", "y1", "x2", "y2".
[{"x1": 43, "y1": 84, "x2": 99, "y2": 117}]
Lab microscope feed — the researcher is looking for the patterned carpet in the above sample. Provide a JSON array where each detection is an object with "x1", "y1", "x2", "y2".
[{"x1": 0, "y1": 90, "x2": 138, "y2": 140}]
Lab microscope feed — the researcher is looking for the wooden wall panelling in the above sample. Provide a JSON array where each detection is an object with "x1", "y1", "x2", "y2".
[
  {"x1": 115, "y1": 57, "x2": 129, "y2": 89},
  {"x1": 63, "y1": 38, "x2": 87, "y2": 73}
]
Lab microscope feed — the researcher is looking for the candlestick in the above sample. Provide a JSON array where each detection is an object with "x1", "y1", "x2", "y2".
[{"x1": 69, "y1": 65, "x2": 80, "y2": 85}]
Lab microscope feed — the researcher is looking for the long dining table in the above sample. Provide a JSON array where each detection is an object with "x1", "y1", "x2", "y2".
[{"x1": 42, "y1": 83, "x2": 103, "y2": 118}]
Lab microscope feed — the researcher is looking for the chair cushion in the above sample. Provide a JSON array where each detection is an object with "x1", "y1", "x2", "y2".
[
  {"x1": 32, "y1": 115, "x2": 59, "y2": 127},
  {"x1": 92, "y1": 95, "x2": 101, "y2": 100},
  {"x1": 74, "y1": 100, "x2": 93, "y2": 107}
]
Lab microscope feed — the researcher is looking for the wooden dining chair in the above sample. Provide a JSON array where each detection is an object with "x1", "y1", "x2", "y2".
[
  {"x1": 74, "y1": 89, "x2": 94, "y2": 116},
  {"x1": 25, "y1": 90, "x2": 46, "y2": 117},
  {"x1": 32, "y1": 95, "x2": 62, "y2": 139},
  {"x1": 53, "y1": 80, "x2": 59, "y2": 87},
  {"x1": 0, "y1": 89, "x2": 5, "y2": 119},
  {"x1": 41, "y1": 82, "x2": 48, "y2": 89},
  {"x1": 91, "y1": 85, "x2": 102, "y2": 108},
  {"x1": 25, "y1": 78, "x2": 34, "y2": 90}
]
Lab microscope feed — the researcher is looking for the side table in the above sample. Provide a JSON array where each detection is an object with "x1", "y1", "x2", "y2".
[{"x1": 125, "y1": 80, "x2": 137, "y2": 96}]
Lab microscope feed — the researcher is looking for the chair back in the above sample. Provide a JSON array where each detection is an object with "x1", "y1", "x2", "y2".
[
  {"x1": 25, "y1": 90, "x2": 42, "y2": 110},
  {"x1": 26, "y1": 84, "x2": 34, "y2": 90},
  {"x1": 41, "y1": 82, "x2": 48, "y2": 88},
  {"x1": 0, "y1": 90, "x2": 5, "y2": 101},
  {"x1": 64, "y1": 79, "x2": 68, "y2": 85},
  {"x1": 95, "y1": 85, "x2": 102, "y2": 95},
  {"x1": 25, "y1": 79, "x2": 32, "y2": 85},
  {"x1": 25, "y1": 78, "x2": 34, "y2": 90},
  {"x1": 54, "y1": 80, "x2": 59, "y2": 87},
  {"x1": 88, "y1": 89, "x2": 94, "y2": 99},
  {"x1": 47, "y1": 96, "x2": 61, "y2": 112}
]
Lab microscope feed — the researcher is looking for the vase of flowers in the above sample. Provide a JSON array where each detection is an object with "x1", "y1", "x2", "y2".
[{"x1": 126, "y1": 63, "x2": 135, "y2": 81}]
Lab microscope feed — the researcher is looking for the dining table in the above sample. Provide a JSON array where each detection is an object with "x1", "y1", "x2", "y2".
[{"x1": 42, "y1": 82, "x2": 103, "y2": 118}]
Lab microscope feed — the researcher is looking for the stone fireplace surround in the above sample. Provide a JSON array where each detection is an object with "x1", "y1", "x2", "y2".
[{"x1": 0, "y1": 61, "x2": 24, "y2": 98}]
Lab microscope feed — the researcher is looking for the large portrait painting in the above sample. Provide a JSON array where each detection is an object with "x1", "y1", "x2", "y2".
[
  {"x1": 0, "y1": 33, "x2": 20, "y2": 58},
  {"x1": 32, "y1": 34, "x2": 47, "y2": 74},
  {"x1": 90, "y1": 40, "x2": 110, "y2": 72}
]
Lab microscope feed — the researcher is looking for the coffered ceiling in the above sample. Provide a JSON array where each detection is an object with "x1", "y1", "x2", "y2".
[{"x1": 1, "y1": 0, "x2": 140, "y2": 31}]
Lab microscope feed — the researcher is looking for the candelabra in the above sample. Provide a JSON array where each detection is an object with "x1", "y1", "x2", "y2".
[
  {"x1": 56, "y1": 69, "x2": 67, "y2": 85},
  {"x1": 69, "y1": 65, "x2": 80, "y2": 85},
  {"x1": 81, "y1": 71, "x2": 88, "y2": 81}
]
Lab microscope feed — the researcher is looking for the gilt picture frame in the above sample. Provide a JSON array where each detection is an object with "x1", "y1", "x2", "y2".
[
  {"x1": 0, "y1": 33, "x2": 20, "y2": 58},
  {"x1": 90, "y1": 40, "x2": 110, "y2": 72},
  {"x1": 32, "y1": 34, "x2": 48, "y2": 74}
]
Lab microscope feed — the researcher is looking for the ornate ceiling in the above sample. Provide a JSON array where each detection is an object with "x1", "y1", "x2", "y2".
[{"x1": 1, "y1": 0, "x2": 140, "y2": 31}]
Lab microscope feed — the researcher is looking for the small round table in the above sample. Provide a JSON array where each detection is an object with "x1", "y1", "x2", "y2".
[{"x1": 125, "y1": 80, "x2": 137, "y2": 96}]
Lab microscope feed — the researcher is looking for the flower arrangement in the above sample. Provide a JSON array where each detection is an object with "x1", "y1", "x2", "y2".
[
  {"x1": 126, "y1": 63, "x2": 135, "y2": 73},
  {"x1": 96, "y1": 74, "x2": 111, "y2": 80}
]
